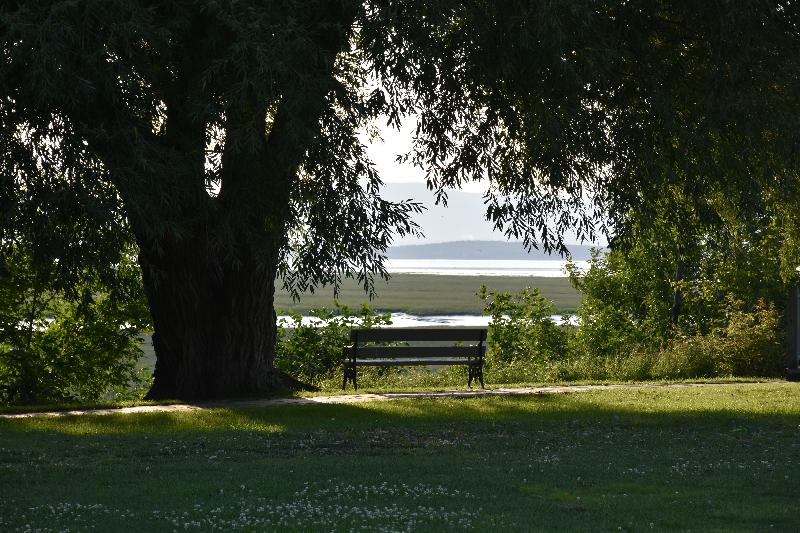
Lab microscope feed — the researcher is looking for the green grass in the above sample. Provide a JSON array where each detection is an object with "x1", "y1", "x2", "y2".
[
  {"x1": 2, "y1": 383, "x2": 799, "y2": 531},
  {"x1": 275, "y1": 274, "x2": 581, "y2": 315}
]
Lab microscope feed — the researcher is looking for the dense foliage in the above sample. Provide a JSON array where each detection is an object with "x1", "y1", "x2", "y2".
[
  {"x1": 1, "y1": 1, "x2": 798, "y2": 398},
  {"x1": 478, "y1": 285, "x2": 783, "y2": 384},
  {"x1": 476, "y1": 225, "x2": 787, "y2": 383},
  {"x1": 567, "y1": 192, "x2": 790, "y2": 356},
  {"x1": 0, "y1": 245, "x2": 151, "y2": 404}
]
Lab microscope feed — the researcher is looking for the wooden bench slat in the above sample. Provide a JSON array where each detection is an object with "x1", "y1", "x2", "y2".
[
  {"x1": 355, "y1": 359, "x2": 481, "y2": 366},
  {"x1": 348, "y1": 346, "x2": 485, "y2": 359},
  {"x1": 351, "y1": 328, "x2": 487, "y2": 342}
]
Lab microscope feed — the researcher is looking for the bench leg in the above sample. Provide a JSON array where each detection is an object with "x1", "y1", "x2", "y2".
[
  {"x1": 343, "y1": 364, "x2": 357, "y2": 390},
  {"x1": 467, "y1": 365, "x2": 485, "y2": 389},
  {"x1": 468, "y1": 365, "x2": 481, "y2": 389}
]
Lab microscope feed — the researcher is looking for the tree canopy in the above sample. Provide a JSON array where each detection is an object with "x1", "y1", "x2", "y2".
[{"x1": 1, "y1": 1, "x2": 798, "y2": 398}]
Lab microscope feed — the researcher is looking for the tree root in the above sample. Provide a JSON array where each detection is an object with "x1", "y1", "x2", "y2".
[{"x1": 263, "y1": 369, "x2": 320, "y2": 393}]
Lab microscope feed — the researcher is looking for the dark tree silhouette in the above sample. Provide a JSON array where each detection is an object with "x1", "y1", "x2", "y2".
[{"x1": 1, "y1": 1, "x2": 798, "y2": 399}]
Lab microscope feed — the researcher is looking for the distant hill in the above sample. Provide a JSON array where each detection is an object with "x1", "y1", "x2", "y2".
[{"x1": 387, "y1": 240, "x2": 600, "y2": 260}]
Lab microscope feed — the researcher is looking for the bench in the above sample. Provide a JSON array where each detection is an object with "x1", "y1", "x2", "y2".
[{"x1": 342, "y1": 328, "x2": 487, "y2": 390}]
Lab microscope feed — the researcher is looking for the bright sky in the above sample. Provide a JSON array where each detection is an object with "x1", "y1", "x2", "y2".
[
  {"x1": 364, "y1": 119, "x2": 504, "y2": 244},
  {"x1": 365, "y1": 118, "x2": 488, "y2": 193},
  {"x1": 364, "y1": 118, "x2": 604, "y2": 246}
]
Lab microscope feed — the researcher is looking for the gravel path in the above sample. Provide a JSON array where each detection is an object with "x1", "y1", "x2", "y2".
[{"x1": 0, "y1": 381, "x2": 768, "y2": 419}]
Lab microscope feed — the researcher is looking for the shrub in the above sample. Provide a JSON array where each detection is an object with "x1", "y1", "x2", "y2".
[
  {"x1": 566, "y1": 249, "x2": 670, "y2": 359},
  {"x1": 646, "y1": 298, "x2": 783, "y2": 379},
  {"x1": 479, "y1": 285, "x2": 569, "y2": 367},
  {"x1": 478, "y1": 281, "x2": 784, "y2": 384},
  {"x1": 650, "y1": 337, "x2": 718, "y2": 379},
  {"x1": 0, "y1": 246, "x2": 151, "y2": 405},
  {"x1": 275, "y1": 303, "x2": 392, "y2": 385},
  {"x1": 713, "y1": 299, "x2": 783, "y2": 376},
  {"x1": 608, "y1": 349, "x2": 658, "y2": 381}
]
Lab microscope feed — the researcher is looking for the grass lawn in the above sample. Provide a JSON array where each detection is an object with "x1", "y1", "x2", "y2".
[
  {"x1": 1, "y1": 383, "x2": 799, "y2": 531},
  {"x1": 274, "y1": 274, "x2": 581, "y2": 315}
]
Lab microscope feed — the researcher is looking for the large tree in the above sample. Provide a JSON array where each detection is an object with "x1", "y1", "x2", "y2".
[{"x1": 1, "y1": 1, "x2": 798, "y2": 399}]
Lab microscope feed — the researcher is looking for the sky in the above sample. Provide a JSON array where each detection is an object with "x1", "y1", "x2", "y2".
[
  {"x1": 364, "y1": 121, "x2": 499, "y2": 244},
  {"x1": 364, "y1": 119, "x2": 601, "y2": 246},
  {"x1": 364, "y1": 119, "x2": 487, "y2": 193}
]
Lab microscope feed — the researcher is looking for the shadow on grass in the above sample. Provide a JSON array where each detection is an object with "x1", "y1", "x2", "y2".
[{"x1": 2, "y1": 383, "x2": 799, "y2": 439}]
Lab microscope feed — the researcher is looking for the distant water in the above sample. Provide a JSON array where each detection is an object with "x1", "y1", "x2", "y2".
[
  {"x1": 277, "y1": 313, "x2": 577, "y2": 328},
  {"x1": 385, "y1": 259, "x2": 588, "y2": 277},
  {"x1": 373, "y1": 313, "x2": 576, "y2": 327}
]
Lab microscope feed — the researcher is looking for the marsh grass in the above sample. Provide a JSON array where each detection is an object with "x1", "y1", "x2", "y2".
[
  {"x1": 274, "y1": 274, "x2": 581, "y2": 315},
  {"x1": 1, "y1": 383, "x2": 799, "y2": 531}
]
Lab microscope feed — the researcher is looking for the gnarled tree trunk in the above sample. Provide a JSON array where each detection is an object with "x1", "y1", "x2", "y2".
[
  {"x1": 116, "y1": 4, "x2": 355, "y2": 400},
  {"x1": 138, "y1": 233, "x2": 300, "y2": 400}
]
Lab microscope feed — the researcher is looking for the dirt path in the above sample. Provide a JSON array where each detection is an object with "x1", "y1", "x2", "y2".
[{"x1": 0, "y1": 381, "x2": 775, "y2": 419}]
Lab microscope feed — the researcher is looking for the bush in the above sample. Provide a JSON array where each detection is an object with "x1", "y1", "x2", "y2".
[
  {"x1": 479, "y1": 285, "x2": 570, "y2": 367},
  {"x1": 714, "y1": 299, "x2": 784, "y2": 376},
  {"x1": 560, "y1": 242, "x2": 787, "y2": 382},
  {"x1": 650, "y1": 338, "x2": 718, "y2": 379},
  {"x1": 566, "y1": 249, "x2": 670, "y2": 359},
  {"x1": 645, "y1": 299, "x2": 783, "y2": 380},
  {"x1": 0, "y1": 246, "x2": 151, "y2": 405},
  {"x1": 606, "y1": 350, "x2": 658, "y2": 382},
  {"x1": 479, "y1": 281, "x2": 784, "y2": 384},
  {"x1": 276, "y1": 287, "x2": 783, "y2": 391},
  {"x1": 275, "y1": 303, "x2": 392, "y2": 385}
]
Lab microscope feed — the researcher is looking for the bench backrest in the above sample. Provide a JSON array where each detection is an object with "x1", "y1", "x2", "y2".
[
  {"x1": 350, "y1": 328, "x2": 487, "y2": 343},
  {"x1": 348, "y1": 328, "x2": 487, "y2": 362}
]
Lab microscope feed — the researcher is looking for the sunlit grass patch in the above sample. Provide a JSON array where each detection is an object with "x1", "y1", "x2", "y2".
[{"x1": 5, "y1": 408, "x2": 289, "y2": 435}]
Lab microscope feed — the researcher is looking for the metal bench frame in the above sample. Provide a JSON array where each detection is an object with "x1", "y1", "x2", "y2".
[{"x1": 342, "y1": 328, "x2": 487, "y2": 390}]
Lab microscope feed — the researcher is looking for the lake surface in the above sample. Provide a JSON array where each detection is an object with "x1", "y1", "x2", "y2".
[
  {"x1": 385, "y1": 259, "x2": 588, "y2": 277},
  {"x1": 278, "y1": 312, "x2": 576, "y2": 328}
]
